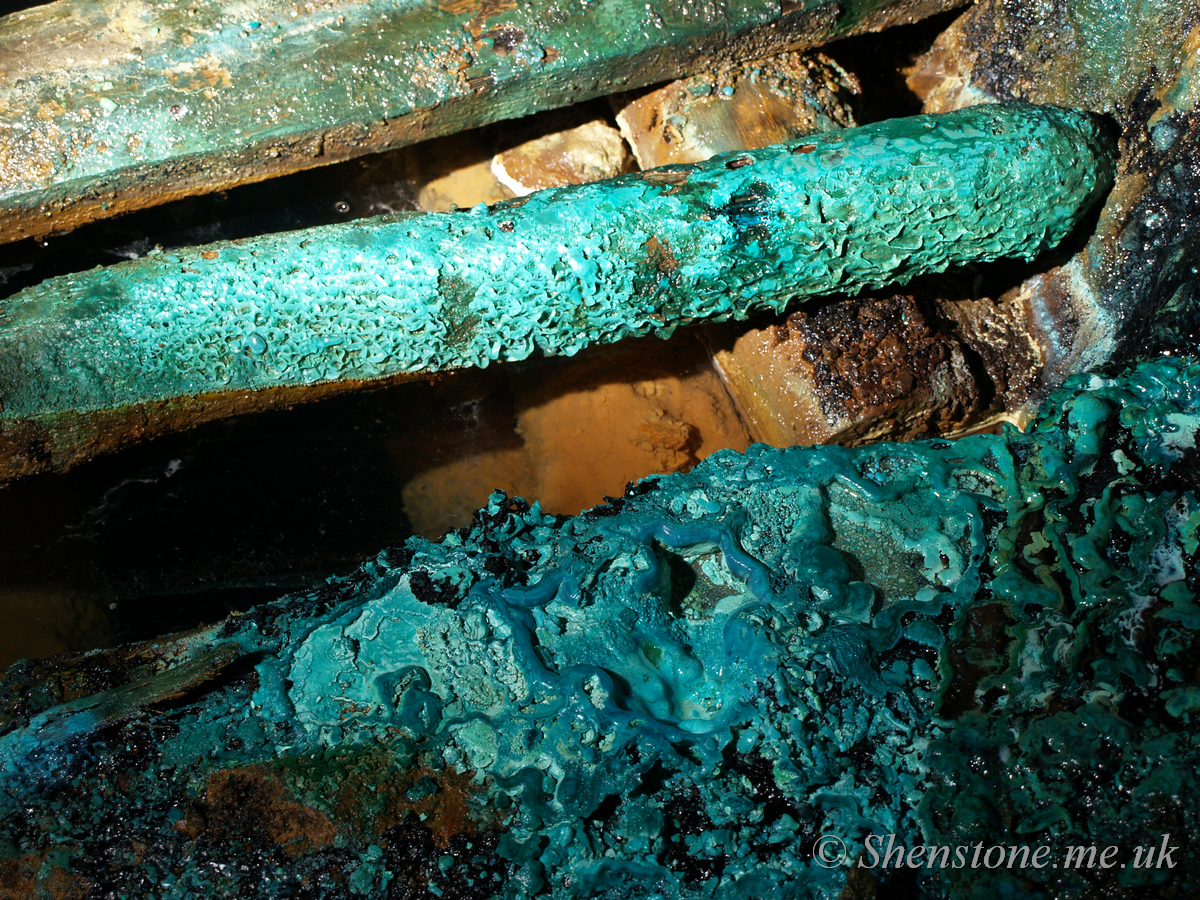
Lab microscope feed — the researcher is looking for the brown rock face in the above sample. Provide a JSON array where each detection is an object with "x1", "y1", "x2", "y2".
[
  {"x1": 202, "y1": 768, "x2": 337, "y2": 858},
  {"x1": 786, "y1": 295, "x2": 979, "y2": 440},
  {"x1": 394, "y1": 332, "x2": 752, "y2": 536},
  {"x1": 492, "y1": 117, "x2": 633, "y2": 195},
  {"x1": 908, "y1": 0, "x2": 1200, "y2": 393},
  {"x1": 612, "y1": 51, "x2": 859, "y2": 169},
  {"x1": 710, "y1": 290, "x2": 1037, "y2": 448}
]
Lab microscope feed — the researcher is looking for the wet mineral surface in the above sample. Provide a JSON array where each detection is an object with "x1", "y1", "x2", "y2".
[
  {"x1": 909, "y1": 0, "x2": 1200, "y2": 382},
  {"x1": 0, "y1": 0, "x2": 966, "y2": 243},
  {"x1": 0, "y1": 103, "x2": 1113, "y2": 483},
  {"x1": 2, "y1": 3, "x2": 1199, "y2": 897},
  {"x1": 1, "y1": 356, "x2": 1197, "y2": 899}
]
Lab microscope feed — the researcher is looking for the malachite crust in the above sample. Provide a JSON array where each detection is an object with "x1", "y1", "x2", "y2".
[
  {"x1": 0, "y1": 0, "x2": 962, "y2": 242},
  {"x1": 0, "y1": 103, "x2": 1113, "y2": 428},
  {"x1": 0, "y1": 354, "x2": 1196, "y2": 898}
]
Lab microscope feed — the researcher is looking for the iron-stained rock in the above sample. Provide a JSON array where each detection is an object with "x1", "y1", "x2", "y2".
[
  {"x1": 612, "y1": 51, "x2": 859, "y2": 169},
  {"x1": 709, "y1": 292, "x2": 1008, "y2": 446},
  {"x1": 907, "y1": 0, "x2": 1200, "y2": 398},
  {"x1": 492, "y1": 114, "x2": 633, "y2": 196}
]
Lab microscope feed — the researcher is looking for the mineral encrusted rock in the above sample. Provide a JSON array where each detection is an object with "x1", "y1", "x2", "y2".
[
  {"x1": 0, "y1": 104, "x2": 1114, "y2": 482},
  {"x1": 492, "y1": 116, "x2": 633, "y2": 197},
  {"x1": 706, "y1": 0, "x2": 1200, "y2": 444},
  {"x1": 1, "y1": 355, "x2": 1198, "y2": 899},
  {"x1": 609, "y1": 54, "x2": 1008, "y2": 448},
  {"x1": 0, "y1": 0, "x2": 966, "y2": 244},
  {"x1": 907, "y1": 0, "x2": 1200, "y2": 391},
  {"x1": 709, "y1": 291, "x2": 1007, "y2": 447},
  {"x1": 612, "y1": 51, "x2": 860, "y2": 169}
]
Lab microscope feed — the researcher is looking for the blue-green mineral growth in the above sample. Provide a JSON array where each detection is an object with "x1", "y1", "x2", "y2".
[
  {"x1": 0, "y1": 103, "x2": 1112, "y2": 422},
  {"x1": 1, "y1": 354, "x2": 1198, "y2": 899}
]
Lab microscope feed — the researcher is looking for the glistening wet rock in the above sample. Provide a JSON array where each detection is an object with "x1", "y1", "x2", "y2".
[
  {"x1": 909, "y1": 0, "x2": 1200, "y2": 388},
  {"x1": 0, "y1": 355, "x2": 1197, "y2": 898}
]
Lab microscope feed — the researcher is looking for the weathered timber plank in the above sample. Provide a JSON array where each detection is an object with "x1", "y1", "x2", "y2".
[
  {"x1": 0, "y1": 104, "x2": 1114, "y2": 481},
  {"x1": 0, "y1": 0, "x2": 965, "y2": 245}
]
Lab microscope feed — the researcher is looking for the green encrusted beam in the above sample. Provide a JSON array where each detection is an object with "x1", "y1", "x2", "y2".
[
  {"x1": 0, "y1": 355, "x2": 1198, "y2": 898},
  {"x1": 0, "y1": 103, "x2": 1114, "y2": 480},
  {"x1": 0, "y1": 0, "x2": 965, "y2": 244}
]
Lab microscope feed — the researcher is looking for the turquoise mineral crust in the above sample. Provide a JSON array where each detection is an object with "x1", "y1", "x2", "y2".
[
  {"x1": 0, "y1": 355, "x2": 1197, "y2": 898},
  {"x1": 0, "y1": 0, "x2": 955, "y2": 242},
  {"x1": 0, "y1": 103, "x2": 1112, "y2": 423}
]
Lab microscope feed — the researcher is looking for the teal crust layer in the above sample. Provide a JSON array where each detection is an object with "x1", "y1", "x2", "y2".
[
  {"x1": 0, "y1": 355, "x2": 1197, "y2": 898},
  {"x1": 0, "y1": 103, "x2": 1113, "y2": 421},
  {"x1": 0, "y1": 0, "x2": 957, "y2": 241}
]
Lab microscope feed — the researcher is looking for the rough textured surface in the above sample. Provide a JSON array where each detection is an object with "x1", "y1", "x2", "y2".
[
  {"x1": 710, "y1": 292, "x2": 1001, "y2": 447},
  {"x1": 907, "y1": 0, "x2": 1200, "y2": 394},
  {"x1": 709, "y1": 277, "x2": 1049, "y2": 449},
  {"x1": 0, "y1": 103, "x2": 1115, "y2": 482},
  {"x1": 612, "y1": 51, "x2": 859, "y2": 169},
  {"x1": 0, "y1": 0, "x2": 966, "y2": 244},
  {"x1": 1, "y1": 355, "x2": 1198, "y2": 899},
  {"x1": 492, "y1": 116, "x2": 633, "y2": 196},
  {"x1": 609, "y1": 48, "x2": 1012, "y2": 449}
]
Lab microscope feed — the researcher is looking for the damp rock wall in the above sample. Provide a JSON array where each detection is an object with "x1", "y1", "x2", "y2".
[{"x1": 909, "y1": 0, "x2": 1200, "y2": 388}]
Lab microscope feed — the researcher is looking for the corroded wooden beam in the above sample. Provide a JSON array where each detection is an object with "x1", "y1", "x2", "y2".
[
  {"x1": 609, "y1": 56, "x2": 1023, "y2": 447},
  {"x1": 0, "y1": 105, "x2": 1115, "y2": 482},
  {"x1": 0, "y1": 0, "x2": 965, "y2": 245}
]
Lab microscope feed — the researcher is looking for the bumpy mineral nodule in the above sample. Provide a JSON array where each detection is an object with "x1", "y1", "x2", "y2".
[
  {"x1": 0, "y1": 355, "x2": 1197, "y2": 898},
  {"x1": 0, "y1": 103, "x2": 1113, "y2": 422}
]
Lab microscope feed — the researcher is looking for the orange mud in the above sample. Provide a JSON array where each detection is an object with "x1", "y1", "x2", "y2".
[{"x1": 387, "y1": 330, "x2": 752, "y2": 538}]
